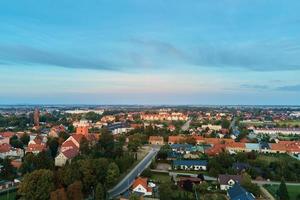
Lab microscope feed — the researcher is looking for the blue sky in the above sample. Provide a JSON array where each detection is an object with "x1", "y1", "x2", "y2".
[{"x1": 0, "y1": 0, "x2": 300, "y2": 105}]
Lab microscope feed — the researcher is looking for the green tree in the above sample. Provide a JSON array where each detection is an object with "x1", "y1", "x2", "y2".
[
  {"x1": 60, "y1": 161, "x2": 81, "y2": 186},
  {"x1": 67, "y1": 181, "x2": 84, "y2": 200},
  {"x1": 0, "y1": 158, "x2": 16, "y2": 180},
  {"x1": 95, "y1": 183, "x2": 105, "y2": 200},
  {"x1": 106, "y1": 162, "x2": 120, "y2": 187},
  {"x1": 129, "y1": 193, "x2": 140, "y2": 200},
  {"x1": 241, "y1": 173, "x2": 260, "y2": 197},
  {"x1": 47, "y1": 137, "x2": 59, "y2": 158},
  {"x1": 85, "y1": 112, "x2": 101, "y2": 122},
  {"x1": 159, "y1": 182, "x2": 172, "y2": 200},
  {"x1": 35, "y1": 151, "x2": 54, "y2": 170},
  {"x1": 20, "y1": 133, "x2": 30, "y2": 145},
  {"x1": 18, "y1": 169, "x2": 55, "y2": 200},
  {"x1": 9, "y1": 135, "x2": 23, "y2": 148},
  {"x1": 80, "y1": 137, "x2": 90, "y2": 155},
  {"x1": 277, "y1": 178, "x2": 289, "y2": 200},
  {"x1": 50, "y1": 188, "x2": 68, "y2": 200}
]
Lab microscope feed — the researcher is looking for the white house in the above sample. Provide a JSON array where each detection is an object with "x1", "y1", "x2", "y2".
[
  {"x1": 132, "y1": 177, "x2": 152, "y2": 196},
  {"x1": 218, "y1": 174, "x2": 242, "y2": 190},
  {"x1": 55, "y1": 148, "x2": 78, "y2": 167}
]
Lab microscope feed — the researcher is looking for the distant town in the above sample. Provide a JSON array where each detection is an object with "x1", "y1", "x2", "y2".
[{"x1": 0, "y1": 105, "x2": 299, "y2": 200}]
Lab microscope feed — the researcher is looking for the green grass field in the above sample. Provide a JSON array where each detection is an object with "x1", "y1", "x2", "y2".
[
  {"x1": 0, "y1": 191, "x2": 16, "y2": 200},
  {"x1": 264, "y1": 184, "x2": 300, "y2": 200},
  {"x1": 256, "y1": 154, "x2": 296, "y2": 164},
  {"x1": 277, "y1": 120, "x2": 300, "y2": 127},
  {"x1": 151, "y1": 172, "x2": 172, "y2": 183}
]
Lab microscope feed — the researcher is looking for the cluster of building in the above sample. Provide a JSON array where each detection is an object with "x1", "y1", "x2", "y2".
[
  {"x1": 253, "y1": 127, "x2": 300, "y2": 135},
  {"x1": 140, "y1": 112, "x2": 188, "y2": 121},
  {"x1": 149, "y1": 135, "x2": 300, "y2": 156}
]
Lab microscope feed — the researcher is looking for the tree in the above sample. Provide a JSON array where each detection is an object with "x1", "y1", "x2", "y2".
[
  {"x1": 241, "y1": 173, "x2": 260, "y2": 197},
  {"x1": 85, "y1": 112, "x2": 101, "y2": 122},
  {"x1": 35, "y1": 151, "x2": 54, "y2": 170},
  {"x1": 20, "y1": 133, "x2": 30, "y2": 145},
  {"x1": 60, "y1": 161, "x2": 81, "y2": 186},
  {"x1": 277, "y1": 178, "x2": 289, "y2": 200},
  {"x1": 20, "y1": 153, "x2": 36, "y2": 174},
  {"x1": 98, "y1": 128, "x2": 114, "y2": 157},
  {"x1": 50, "y1": 188, "x2": 68, "y2": 200},
  {"x1": 127, "y1": 139, "x2": 140, "y2": 152},
  {"x1": 95, "y1": 183, "x2": 105, "y2": 200},
  {"x1": 80, "y1": 137, "x2": 90, "y2": 155},
  {"x1": 9, "y1": 135, "x2": 23, "y2": 148},
  {"x1": 47, "y1": 137, "x2": 59, "y2": 158},
  {"x1": 197, "y1": 182, "x2": 209, "y2": 193},
  {"x1": 67, "y1": 181, "x2": 84, "y2": 200},
  {"x1": 18, "y1": 169, "x2": 55, "y2": 200},
  {"x1": 106, "y1": 162, "x2": 120, "y2": 187},
  {"x1": 159, "y1": 182, "x2": 172, "y2": 200},
  {"x1": 129, "y1": 193, "x2": 140, "y2": 200},
  {"x1": 0, "y1": 158, "x2": 16, "y2": 180}
]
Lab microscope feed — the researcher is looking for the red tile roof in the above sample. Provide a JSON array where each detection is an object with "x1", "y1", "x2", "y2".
[
  {"x1": 0, "y1": 143, "x2": 11, "y2": 153},
  {"x1": 132, "y1": 177, "x2": 152, "y2": 193},
  {"x1": 168, "y1": 135, "x2": 185, "y2": 143},
  {"x1": 27, "y1": 143, "x2": 46, "y2": 153},
  {"x1": 62, "y1": 148, "x2": 79, "y2": 159},
  {"x1": 149, "y1": 136, "x2": 164, "y2": 142},
  {"x1": 0, "y1": 132, "x2": 15, "y2": 138}
]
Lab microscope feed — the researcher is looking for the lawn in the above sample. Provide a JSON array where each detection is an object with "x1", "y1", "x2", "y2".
[
  {"x1": 264, "y1": 184, "x2": 300, "y2": 200},
  {"x1": 256, "y1": 154, "x2": 298, "y2": 164},
  {"x1": 277, "y1": 120, "x2": 300, "y2": 127},
  {"x1": 0, "y1": 191, "x2": 16, "y2": 200},
  {"x1": 151, "y1": 172, "x2": 172, "y2": 183}
]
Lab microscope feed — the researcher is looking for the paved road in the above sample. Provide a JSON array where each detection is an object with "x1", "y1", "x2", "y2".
[
  {"x1": 181, "y1": 119, "x2": 192, "y2": 131},
  {"x1": 253, "y1": 180, "x2": 300, "y2": 186},
  {"x1": 107, "y1": 147, "x2": 160, "y2": 199}
]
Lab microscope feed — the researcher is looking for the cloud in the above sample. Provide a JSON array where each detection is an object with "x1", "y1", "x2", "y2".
[
  {"x1": 129, "y1": 38, "x2": 300, "y2": 72},
  {"x1": 0, "y1": 44, "x2": 118, "y2": 71},
  {"x1": 193, "y1": 40, "x2": 300, "y2": 71},
  {"x1": 240, "y1": 84, "x2": 269, "y2": 90},
  {"x1": 276, "y1": 84, "x2": 300, "y2": 91}
]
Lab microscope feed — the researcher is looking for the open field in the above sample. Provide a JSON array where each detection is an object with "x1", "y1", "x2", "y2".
[
  {"x1": 277, "y1": 120, "x2": 300, "y2": 127},
  {"x1": 264, "y1": 184, "x2": 300, "y2": 200},
  {"x1": 151, "y1": 172, "x2": 172, "y2": 183},
  {"x1": 256, "y1": 154, "x2": 298, "y2": 164},
  {"x1": 0, "y1": 191, "x2": 16, "y2": 200}
]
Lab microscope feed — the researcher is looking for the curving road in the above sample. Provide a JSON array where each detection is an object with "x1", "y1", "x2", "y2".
[{"x1": 107, "y1": 146, "x2": 160, "y2": 199}]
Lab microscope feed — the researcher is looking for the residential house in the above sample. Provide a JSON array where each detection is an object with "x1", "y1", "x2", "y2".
[
  {"x1": 132, "y1": 177, "x2": 152, "y2": 196},
  {"x1": 227, "y1": 183, "x2": 255, "y2": 200},
  {"x1": 55, "y1": 148, "x2": 79, "y2": 167},
  {"x1": 177, "y1": 177, "x2": 203, "y2": 189},
  {"x1": 168, "y1": 135, "x2": 185, "y2": 144},
  {"x1": 245, "y1": 143, "x2": 260, "y2": 152},
  {"x1": 148, "y1": 136, "x2": 164, "y2": 145},
  {"x1": 218, "y1": 174, "x2": 242, "y2": 190},
  {"x1": 170, "y1": 144, "x2": 193, "y2": 154},
  {"x1": 226, "y1": 142, "x2": 246, "y2": 153},
  {"x1": 173, "y1": 160, "x2": 207, "y2": 171},
  {"x1": 201, "y1": 124, "x2": 222, "y2": 131}
]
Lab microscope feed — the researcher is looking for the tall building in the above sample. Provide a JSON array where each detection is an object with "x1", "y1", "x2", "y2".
[{"x1": 34, "y1": 108, "x2": 40, "y2": 127}]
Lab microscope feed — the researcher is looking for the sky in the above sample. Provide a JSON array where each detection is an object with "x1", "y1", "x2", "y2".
[{"x1": 0, "y1": 0, "x2": 300, "y2": 105}]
